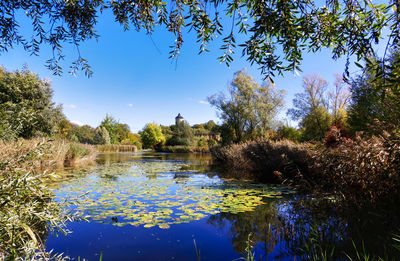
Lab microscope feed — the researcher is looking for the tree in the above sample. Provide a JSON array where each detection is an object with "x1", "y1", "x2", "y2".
[
  {"x1": 141, "y1": 123, "x2": 165, "y2": 149},
  {"x1": 94, "y1": 126, "x2": 111, "y2": 145},
  {"x1": 329, "y1": 75, "x2": 351, "y2": 125},
  {"x1": 0, "y1": 66, "x2": 64, "y2": 140},
  {"x1": 114, "y1": 123, "x2": 131, "y2": 143},
  {"x1": 68, "y1": 124, "x2": 97, "y2": 144},
  {"x1": 348, "y1": 51, "x2": 400, "y2": 134},
  {"x1": 301, "y1": 106, "x2": 333, "y2": 141},
  {"x1": 209, "y1": 70, "x2": 285, "y2": 143},
  {"x1": 167, "y1": 121, "x2": 195, "y2": 146},
  {"x1": 0, "y1": 1, "x2": 395, "y2": 78},
  {"x1": 99, "y1": 115, "x2": 119, "y2": 144},
  {"x1": 57, "y1": 119, "x2": 72, "y2": 139},
  {"x1": 288, "y1": 74, "x2": 333, "y2": 141}
]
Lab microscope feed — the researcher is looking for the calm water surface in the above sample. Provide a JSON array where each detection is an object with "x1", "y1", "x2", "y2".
[{"x1": 45, "y1": 152, "x2": 400, "y2": 260}]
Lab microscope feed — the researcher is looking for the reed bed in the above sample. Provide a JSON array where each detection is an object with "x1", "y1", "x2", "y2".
[
  {"x1": 158, "y1": 145, "x2": 210, "y2": 153},
  {"x1": 0, "y1": 138, "x2": 96, "y2": 173},
  {"x1": 96, "y1": 144, "x2": 138, "y2": 153}
]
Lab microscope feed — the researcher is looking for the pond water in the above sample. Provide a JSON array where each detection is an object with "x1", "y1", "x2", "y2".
[{"x1": 45, "y1": 152, "x2": 400, "y2": 260}]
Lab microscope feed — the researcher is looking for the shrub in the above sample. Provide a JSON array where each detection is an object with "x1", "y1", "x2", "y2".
[
  {"x1": 312, "y1": 129, "x2": 400, "y2": 206},
  {"x1": 211, "y1": 140, "x2": 312, "y2": 183}
]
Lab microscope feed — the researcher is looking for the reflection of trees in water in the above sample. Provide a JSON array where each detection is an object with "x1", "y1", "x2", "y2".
[
  {"x1": 207, "y1": 199, "x2": 288, "y2": 258},
  {"x1": 282, "y1": 198, "x2": 400, "y2": 259},
  {"x1": 207, "y1": 197, "x2": 400, "y2": 260}
]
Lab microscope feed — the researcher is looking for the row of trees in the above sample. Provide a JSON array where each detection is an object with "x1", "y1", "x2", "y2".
[
  {"x1": 140, "y1": 120, "x2": 220, "y2": 149},
  {"x1": 209, "y1": 49, "x2": 400, "y2": 144},
  {"x1": 0, "y1": 66, "x2": 142, "y2": 148}
]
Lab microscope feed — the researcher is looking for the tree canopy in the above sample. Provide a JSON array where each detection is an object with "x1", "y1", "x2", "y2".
[
  {"x1": 141, "y1": 123, "x2": 166, "y2": 148},
  {"x1": 348, "y1": 50, "x2": 400, "y2": 134},
  {"x1": 1, "y1": 0, "x2": 397, "y2": 78},
  {"x1": 209, "y1": 70, "x2": 285, "y2": 143},
  {"x1": 0, "y1": 67, "x2": 64, "y2": 140}
]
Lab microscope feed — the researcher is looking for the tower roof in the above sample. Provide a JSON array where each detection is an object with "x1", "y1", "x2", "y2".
[{"x1": 175, "y1": 113, "x2": 183, "y2": 120}]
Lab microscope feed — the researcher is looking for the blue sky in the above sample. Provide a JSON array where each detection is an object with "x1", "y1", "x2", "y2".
[{"x1": 0, "y1": 9, "x2": 385, "y2": 132}]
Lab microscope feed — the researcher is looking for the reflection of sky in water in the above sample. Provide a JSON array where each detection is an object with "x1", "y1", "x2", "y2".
[
  {"x1": 45, "y1": 153, "x2": 400, "y2": 261},
  {"x1": 53, "y1": 153, "x2": 290, "y2": 230}
]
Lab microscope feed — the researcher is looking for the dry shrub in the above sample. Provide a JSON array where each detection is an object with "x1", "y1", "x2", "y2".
[
  {"x1": 312, "y1": 130, "x2": 400, "y2": 206},
  {"x1": 211, "y1": 140, "x2": 313, "y2": 183}
]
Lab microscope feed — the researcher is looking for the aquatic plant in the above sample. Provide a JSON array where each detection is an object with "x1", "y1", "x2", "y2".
[{"x1": 55, "y1": 160, "x2": 292, "y2": 230}]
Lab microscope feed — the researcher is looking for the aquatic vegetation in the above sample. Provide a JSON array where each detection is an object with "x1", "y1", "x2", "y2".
[{"x1": 54, "y1": 159, "x2": 292, "y2": 230}]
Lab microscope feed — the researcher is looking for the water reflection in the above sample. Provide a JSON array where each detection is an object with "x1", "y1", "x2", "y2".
[{"x1": 45, "y1": 152, "x2": 400, "y2": 260}]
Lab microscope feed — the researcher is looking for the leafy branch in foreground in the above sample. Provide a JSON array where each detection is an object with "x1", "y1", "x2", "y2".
[{"x1": 0, "y1": 0, "x2": 397, "y2": 78}]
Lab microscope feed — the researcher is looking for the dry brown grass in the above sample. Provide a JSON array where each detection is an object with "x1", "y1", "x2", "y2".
[
  {"x1": 0, "y1": 138, "x2": 96, "y2": 173},
  {"x1": 211, "y1": 139, "x2": 313, "y2": 183},
  {"x1": 96, "y1": 144, "x2": 137, "y2": 153}
]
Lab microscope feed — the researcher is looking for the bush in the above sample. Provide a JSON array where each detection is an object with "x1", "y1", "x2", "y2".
[
  {"x1": 312, "y1": 129, "x2": 400, "y2": 206},
  {"x1": 276, "y1": 125, "x2": 301, "y2": 142},
  {"x1": 211, "y1": 140, "x2": 312, "y2": 183}
]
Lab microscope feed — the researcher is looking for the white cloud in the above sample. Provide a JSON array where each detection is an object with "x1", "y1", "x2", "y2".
[
  {"x1": 199, "y1": 100, "x2": 209, "y2": 105},
  {"x1": 127, "y1": 104, "x2": 133, "y2": 107},
  {"x1": 71, "y1": 120, "x2": 83, "y2": 126},
  {"x1": 65, "y1": 104, "x2": 77, "y2": 109}
]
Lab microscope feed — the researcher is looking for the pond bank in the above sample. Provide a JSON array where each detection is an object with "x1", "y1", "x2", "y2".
[{"x1": 211, "y1": 132, "x2": 400, "y2": 207}]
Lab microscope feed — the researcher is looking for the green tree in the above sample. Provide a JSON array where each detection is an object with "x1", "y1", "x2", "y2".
[
  {"x1": 288, "y1": 74, "x2": 333, "y2": 141},
  {"x1": 141, "y1": 123, "x2": 165, "y2": 149},
  {"x1": 167, "y1": 122, "x2": 195, "y2": 146},
  {"x1": 348, "y1": 51, "x2": 400, "y2": 134},
  {"x1": 0, "y1": 66, "x2": 64, "y2": 140},
  {"x1": 0, "y1": 1, "x2": 394, "y2": 77},
  {"x1": 99, "y1": 115, "x2": 119, "y2": 144},
  {"x1": 68, "y1": 124, "x2": 96, "y2": 144},
  {"x1": 94, "y1": 126, "x2": 111, "y2": 145},
  {"x1": 57, "y1": 119, "x2": 72, "y2": 139},
  {"x1": 301, "y1": 106, "x2": 333, "y2": 141},
  {"x1": 276, "y1": 125, "x2": 302, "y2": 142},
  {"x1": 208, "y1": 70, "x2": 285, "y2": 144},
  {"x1": 114, "y1": 123, "x2": 131, "y2": 143}
]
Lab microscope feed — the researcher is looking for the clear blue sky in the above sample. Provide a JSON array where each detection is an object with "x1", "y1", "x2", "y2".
[{"x1": 0, "y1": 10, "x2": 386, "y2": 132}]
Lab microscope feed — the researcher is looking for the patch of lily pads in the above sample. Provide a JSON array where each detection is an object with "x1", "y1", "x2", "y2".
[{"x1": 54, "y1": 157, "x2": 295, "y2": 229}]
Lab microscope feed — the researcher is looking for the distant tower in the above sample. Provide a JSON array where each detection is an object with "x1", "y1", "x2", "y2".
[{"x1": 175, "y1": 113, "x2": 184, "y2": 125}]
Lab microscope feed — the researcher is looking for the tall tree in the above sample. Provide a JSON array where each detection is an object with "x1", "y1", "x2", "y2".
[
  {"x1": 348, "y1": 51, "x2": 400, "y2": 134},
  {"x1": 0, "y1": 66, "x2": 64, "y2": 140},
  {"x1": 209, "y1": 70, "x2": 285, "y2": 143},
  {"x1": 288, "y1": 74, "x2": 332, "y2": 141},
  {"x1": 0, "y1": 1, "x2": 395, "y2": 77},
  {"x1": 329, "y1": 74, "x2": 351, "y2": 125},
  {"x1": 99, "y1": 115, "x2": 119, "y2": 144}
]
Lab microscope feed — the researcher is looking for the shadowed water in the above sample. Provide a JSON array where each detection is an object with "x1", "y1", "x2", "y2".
[{"x1": 45, "y1": 152, "x2": 400, "y2": 260}]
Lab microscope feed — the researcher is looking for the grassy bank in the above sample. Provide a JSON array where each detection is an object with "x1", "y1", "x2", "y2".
[
  {"x1": 97, "y1": 144, "x2": 138, "y2": 153},
  {"x1": 211, "y1": 131, "x2": 400, "y2": 206},
  {"x1": 0, "y1": 139, "x2": 87, "y2": 259},
  {"x1": 158, "y1": 145, "x2": 210, "y2": 153},
  {"x1": 0, "y1": 138, "x2": 96, "y2": 172}
]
